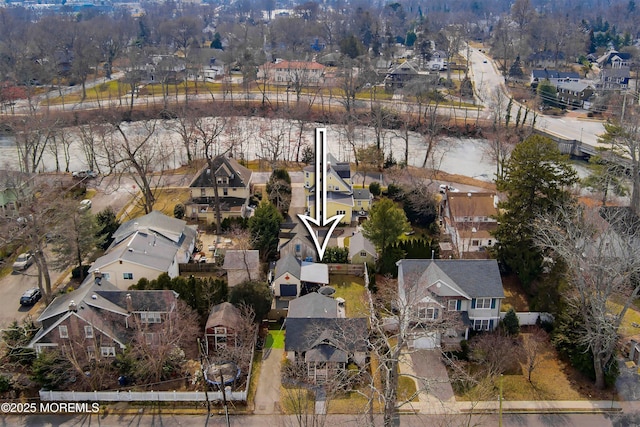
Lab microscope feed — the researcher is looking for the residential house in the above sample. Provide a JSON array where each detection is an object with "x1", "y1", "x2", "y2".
[
  {"x1": 353, "y1": 188, "x2": 373, "y2": 219},
  {"x1": 285, "y1": 317, "x2": 368, "y2": 383},
  {"x1": 222, "y1": 249, "x2": 260, "y2": 287},
  {"x1": 257, "y1": 60, "x2": 326, "y2": 86},
  {"x1": 596, "y1": 49, "x2": 632, "y2": 69},
  {"x1": 88, "y1": 211, "x2": 197, "y2": 289},
  {"x1": 443, "y1": 192, "x2": 498, "y2": 258},
  {"x1": 525, "y1": 51, "x2": 565, "y2": 68},
  {"x1": 186, "y1": 155, "x2": 253, "y2": 224},
  {"x1": 599, "y1": 68, "x2": 630, "y2": 89},
  {"x1": 426, "y1": 50, "x2": 448, "y2": 71},
  {"x1": 28, "y1": 273, "x2": 179, "y2": 356},
  {"x1": 278, "y1": 221, "x2": 318, "y2": 261},
  {"x1": 205, "y1": 302, "x2": 244, "y2": 353},
  {"x1": 530, "y1": 69, "x2": 580, "y2": 87},
  {"x1": 384, "y1": 60, "x2": 420, "y2": 91},
  {"x1": 556, "y1": 81, "x2": 595, "y2": 109},
  {"x1": 303, "y1": 153, "x2": 354, "y2": 224},
  {"x1": 0, "y1": 171, "x2": 29, "y2": 217},
  {"x1": 397, "y1": 259, "x2": 505, "y2": 349},
  {"x1": 348, "y1": 231, "x2": 377, "y2": 265},
  {"x1": 287, "y1": 292, "x2": 341, "y2": 319},
  {"x1": 271, "y1": 254, "x2": 329, "y2": 300}
]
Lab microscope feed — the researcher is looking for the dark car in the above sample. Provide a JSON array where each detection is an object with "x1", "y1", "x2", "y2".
[
  {"x1": 72, "y1": 170, "x2": 98, "y2": 179},
  {"x1": 20, "y1": 288, "x2": 42, "y2": 306}
]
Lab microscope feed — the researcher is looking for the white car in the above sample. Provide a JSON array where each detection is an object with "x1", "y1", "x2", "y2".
[
  {"x1": 13, "y1": 252, "x2": 34, "y2": 271},
  {"x1": 79, "y1": 199, "x2": 92, "y2": 211},
  {"x1": 439, "y1": 184, "x2": 460, "y2": 194}
]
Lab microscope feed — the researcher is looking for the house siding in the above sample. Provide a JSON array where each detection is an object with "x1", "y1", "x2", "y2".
[
  {"x1": 97, "y1": 263, "x2": 165, "y2": 289},
  {"x1": 272, "y1": 272, "x2": 302, "y2": 297}
]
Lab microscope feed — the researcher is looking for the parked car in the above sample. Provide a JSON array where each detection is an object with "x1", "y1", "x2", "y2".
[
  {"x1": 20, "y1": 288, "x2": 41, "y2": 306},
  {"x1": 72, "y1": 170, "x2": 98, "y2": 179},
  {"x1": 12, "y1": 252, "x2": 34, "y2": 271},
  {"x1": 439, "y1": 184, "x2": 460, "y2": 194},
  {"x1": 79, "y1": 199, "x2": 92, "y2": 211}
]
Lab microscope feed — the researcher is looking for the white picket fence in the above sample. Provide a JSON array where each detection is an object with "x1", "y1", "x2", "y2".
[
  {"x1": 40, "y1": 389, "x2": 247, "y2": 402},
  {"x1": 499, "y1": 311, "x2": 553, "y2": 326}
]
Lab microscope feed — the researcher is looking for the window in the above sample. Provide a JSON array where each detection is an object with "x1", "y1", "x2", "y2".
[
  {"x1": 475, "y1": 298, "x2": 492, "y2": 309},
  {"x1": 488, "y1": 240, "x2": 492, "y2": 246},
  {"x1": 87, "y1": 346, "x2": 95, "y2": 359},
  {"x1": 360, "y1": 251, "x2": 367, "y2": 257},
  {"x1": 100, "y1": 346, "x2": 116, "y2": 357},
  {"x1": 145, "y1": 333, "x2": 155, "y2": 345},
  {"x1": 357, "y1": 200, "x2": 362, "y2": 206},
  {"x1": 223, "y1": 188, "x2": 228, "y2": 196},
  {"x1": 58, "y1": 325, "x2": 68, "y2": 339},
  {"x1": 140, "y1": 312, "x2": 162, "y2": 323},
  {"x1": 123, "y1": 273, "x2": 133, "y2": 280},
  {"x1": 200, "y1": 188, "x2": 206, "y2": 197},
  {"x1": 448, "y1": 300, "x2": 458, "y2": 311},
  {"x1": 474, "y1": 319, "x2": 490, "y2": 331},
  {"x1": 472, "y1": 240, "x2": 480, "y2": 247},
  {"x1": 418, "y1": 307, "x2": 437, "y2": 320},
  {"x1": 85, "y1": 326, "x2": 94, "y2": 339},
  {"x1": 336, "y1": 210, "x2": 346, "y2": 215},
  {"x1": 102, "y1": 272, "x2": 110, "y2": 280}
]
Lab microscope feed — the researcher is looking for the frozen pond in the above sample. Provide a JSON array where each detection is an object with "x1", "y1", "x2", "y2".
[{"x1": 0, "y1": 118, "x2": 498, "y2": 181}]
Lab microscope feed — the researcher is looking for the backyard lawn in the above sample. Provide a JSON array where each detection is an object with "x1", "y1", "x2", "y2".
[
  {"x1": 264, "y1": 329, "x2": 285, "y2": 350},
  {"x1": 331, "y1": 274, "x2": 368, "y2": 318},
  {"x1": 501, "y1": 274, "x2": 530, "y2": 312}
]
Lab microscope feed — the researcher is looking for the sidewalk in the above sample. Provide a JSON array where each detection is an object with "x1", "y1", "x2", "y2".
[{"x1": 456, "y1": 399, "x2": 621, "y2": 414}]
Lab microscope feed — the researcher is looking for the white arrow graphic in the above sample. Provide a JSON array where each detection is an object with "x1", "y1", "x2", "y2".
[{"x1": 298, "y1": 128, "x2": 345, "y2": 261}]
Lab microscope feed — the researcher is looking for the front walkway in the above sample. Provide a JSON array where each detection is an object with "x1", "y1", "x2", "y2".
[{"x1": 253, "y1": 345, "x2": 284, "y2": 414}]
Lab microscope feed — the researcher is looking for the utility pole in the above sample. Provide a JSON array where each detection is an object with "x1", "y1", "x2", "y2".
[{"x1": 498, "y1": 373, "x2": 504, "y2": 427}]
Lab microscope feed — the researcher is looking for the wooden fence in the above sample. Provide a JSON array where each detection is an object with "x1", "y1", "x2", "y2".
[
  {"x1": 326, "y1": 263, "x2": 365, "y2": 276},
  {"x1": 178, "y1": 263, "x2": 221, "y2": 274}
]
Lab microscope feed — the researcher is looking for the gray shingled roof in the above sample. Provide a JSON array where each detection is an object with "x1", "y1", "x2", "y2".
[
  {"x1": 111, "y1": 211, "x2": 189, "y2": 246},
  {"x1": 275, "y1": 254, "x2": 302, "y2": 279},
  {"x1": 348, "y1": 232, "x2": 376, "y2": 259},
  {"x1": 92, "y1": 230, "x2": 179, "y2": 273},
  {"x1": 287, "y1": 293, "x2": 337, "y2": 318},
  {"x1": 37, "y1": 276, "x2": 122, "y2": 323},
  {"x1": 398, "y1": 259, "x2": 504, "y2": 298},
  {"x1": 285, "y1": 318, "x2": 368, "y2": 353},
  {"x1": 223, "y1": 250, "x2": 260, "y2": 270},
  {"x1": 190, "y1": 156, "x2": 252, "y2": 189},
  {"x1": 353, "y1": 189, "x2": 370, "y2": 200},
  {"x1": 95, "y1": 290, "x2": 178, "y2": 312}
]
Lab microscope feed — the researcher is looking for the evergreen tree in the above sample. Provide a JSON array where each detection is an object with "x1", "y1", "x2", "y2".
[
  {"x1": 363, "y1": 198, "x2": 410, "y2": 262},
  {"x1": 493, "y1": 135, "x2": 578, "y2": 285},
  {"x1": 249, "y1": 202, "x2": 283, "y2": 262}
]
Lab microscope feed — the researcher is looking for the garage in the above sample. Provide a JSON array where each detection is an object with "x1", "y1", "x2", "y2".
[{"x1": 280, "y1": 284, "x2": 298, "y2": 297}]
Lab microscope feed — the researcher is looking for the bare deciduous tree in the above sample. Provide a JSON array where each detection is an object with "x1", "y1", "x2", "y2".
[
  {"x1": 521, "y1": 326, "x2": 549, "y2": 382},
  {"x1": 534, "y1": 205, "x2": 640, "y2": 389}
]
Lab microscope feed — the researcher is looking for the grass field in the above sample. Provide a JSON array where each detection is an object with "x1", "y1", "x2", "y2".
[
  {"x1": 331, "y1": 274, "x2": 368, "y2": 317},
  {"x1": 264, "y1": 329, "x2": 285, "y2": 350}
]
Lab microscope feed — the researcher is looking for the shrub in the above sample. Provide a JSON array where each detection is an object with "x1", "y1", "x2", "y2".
[
  {"x1": 71, "y1": 265, "x2": 90, "y2": 279},
  {"x1": 386, "y1": 183, "x2": 403, "y2": 200},
  {"x1": 173, "y1": 203, "x2": 185, "y2": 219},
  {"x1": 502, "y1": 308, "x2": 520, "y2": 336},
  {"x1": 369, "y1": 182, "x2": 381, "y2": 197}
]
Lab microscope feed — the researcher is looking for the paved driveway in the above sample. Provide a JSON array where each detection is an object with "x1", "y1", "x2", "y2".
[{"x1": 408, "y1": 349, "x2": 455, "y2": 403}]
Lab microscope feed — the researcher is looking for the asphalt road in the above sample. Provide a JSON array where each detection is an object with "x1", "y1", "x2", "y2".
[
  {"x1": 0, "y1": 249, "x2": 66, "y2": 331},
  {"x1": 0, "y1": 412, "x2": 620, "y2": 427},
  {"x1": 467, "y1": 46, "x2": 606, "y2": 150}
]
